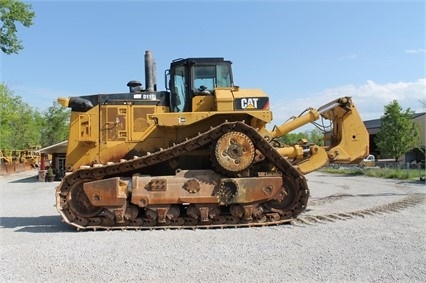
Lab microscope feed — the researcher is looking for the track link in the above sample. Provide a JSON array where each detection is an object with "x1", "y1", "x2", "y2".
[
  {"x1": 56, "y1": 121, "x2": 309, "y2": 230},
  {"x1": 293, "y1": 193, "x2": 425, "y2": 226}
]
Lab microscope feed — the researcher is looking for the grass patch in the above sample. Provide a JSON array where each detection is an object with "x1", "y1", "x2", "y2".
[{"x1": 322, "y1": 166, "x2": 425, "y2": 181}]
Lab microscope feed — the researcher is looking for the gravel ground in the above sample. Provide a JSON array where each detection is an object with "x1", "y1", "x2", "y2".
[{"x1": 0, "y1": 169, "x2": 425, "y2": 282}]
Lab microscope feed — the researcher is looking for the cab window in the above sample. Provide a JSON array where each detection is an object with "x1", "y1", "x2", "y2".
[
  {"x1": 172, "y1": 66, "x2": 186, "y2": 112},
  {"x1": 193, "y1": 66, "x2": 216, "y2": 91},
  {"x1": 216, "y1": 65, "x2": 231, "y2": 87}
]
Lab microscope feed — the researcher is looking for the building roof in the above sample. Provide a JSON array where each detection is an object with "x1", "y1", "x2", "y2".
[
  {"x1": 364, "y1": 112, "x2": 425, "y2": 131},
  {"x1": 364, "y1": 119, "x2": 381, "y2": 129},
  {"x1": 37, "y1": 141, "x2": 67, "y2": 154},
  {"x1": 413, "y1": 112, "x2": 426, "y2": 119}
]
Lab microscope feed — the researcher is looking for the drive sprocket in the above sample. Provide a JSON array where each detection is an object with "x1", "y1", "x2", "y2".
[{"x1": 214, "y1": 131, "x2": 255, "y2": 173}]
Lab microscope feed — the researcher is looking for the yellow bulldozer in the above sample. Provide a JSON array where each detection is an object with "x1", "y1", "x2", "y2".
[
  {"x1": 56, "y1": 51, "x2": 369, "y2": 230},
  {"x1": 0, "y1": 147, "x2": 40, "y2": 175}
]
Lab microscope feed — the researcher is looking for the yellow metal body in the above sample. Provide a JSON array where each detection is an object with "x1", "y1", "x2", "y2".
[
  {"x1": 61, "y1": 87, "x2": 275, "y2": 172},
  {"x1": 54, "y1": 52, "x2": 370, "y2": 230},
  {"x1": 62, "y1": 90, "x2": 368, "y2": 177}
]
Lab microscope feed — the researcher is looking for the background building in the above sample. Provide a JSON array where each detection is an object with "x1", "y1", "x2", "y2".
[{"x1": 364, "y1": 113, "x2": 425, "y2": 162}]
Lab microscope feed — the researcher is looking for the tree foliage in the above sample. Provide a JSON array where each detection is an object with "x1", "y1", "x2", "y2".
[
  {"x1": 275, "y1": 128, "x2": 325, "y2": 146},
  {"x1": 0, "y1": 0, "x2": 35, "y2": 54},
  {"x1": 375, "y1": 100, "x2": 422, "y2": 161},
  {"x1": 0, "y1": 84, "x2": 42, "y2": 148},
  {"x1": 40, "y1": 101, "x2": 70, "y2": 147},
  {"x1": 305, "y1": 128, "x2": 324, "y2": 146},
  {"x1": 0, "y1": 83, "x2": 70, "y2": 150},
  {"x1": 276, "y1": 132, "x2": 307, "y2": 145}
]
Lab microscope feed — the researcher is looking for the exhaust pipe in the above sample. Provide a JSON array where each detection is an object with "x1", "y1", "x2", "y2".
[{"x1": 144, "y1": 50, "x2": 157, "y2": 92}]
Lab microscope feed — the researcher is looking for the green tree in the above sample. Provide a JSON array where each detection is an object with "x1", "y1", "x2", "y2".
[
  {"x1": 0, "y1": 0, "x2": 35, "y2": 54},
  {"x1": 275, "y1": 132, "x2": 307, "y2": 145},
  {"x1": 40, "y1": 101, "x2": 70, "y2": 147},
  {"x1": 275, "y1": 129, "x2": 325, "y2": 146},
  {"x1": 305, "y1": 128, "x2": 324, "y2": 146},
  {"x1": 0, "y1": 83, "x2": 42, "y2": 148},
  {"x1": 375, "y1": 100, "x2": 422, "y2": 161}
]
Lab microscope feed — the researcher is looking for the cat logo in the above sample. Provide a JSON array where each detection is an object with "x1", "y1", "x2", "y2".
[{"x1": 241, "y1": 98, "x2": 259, "y2": 109}]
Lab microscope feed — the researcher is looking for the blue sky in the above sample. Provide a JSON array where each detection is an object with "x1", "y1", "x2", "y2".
[{"x1": 1, "y1": 0, "x2": 425, "y2": 130}]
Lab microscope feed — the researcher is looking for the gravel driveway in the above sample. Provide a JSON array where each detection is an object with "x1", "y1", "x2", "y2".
[{"x1": 1, "y1": 170, "x2": 425, "y2": 282}]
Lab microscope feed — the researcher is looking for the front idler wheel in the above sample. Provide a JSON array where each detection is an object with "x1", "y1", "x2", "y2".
[{"x1": 68, "y1": 179, "x2": 103, "y2": 218}]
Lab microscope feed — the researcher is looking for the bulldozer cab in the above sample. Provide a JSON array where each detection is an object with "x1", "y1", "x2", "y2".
[{"x1": 167, "y1": 58, "x2": 233, "y2": 112}]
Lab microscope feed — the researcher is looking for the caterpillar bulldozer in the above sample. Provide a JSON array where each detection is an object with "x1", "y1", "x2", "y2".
[{"x1": 56, "y1": 51, "x2": 369, "y2": 230}]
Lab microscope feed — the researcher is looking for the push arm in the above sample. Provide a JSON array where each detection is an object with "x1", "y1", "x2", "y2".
[{"x1": 268, "y1": 97, "x2": 369, "y2": 174}]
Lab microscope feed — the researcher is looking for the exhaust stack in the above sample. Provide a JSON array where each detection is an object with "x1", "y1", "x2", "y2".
[{"x1": 144, "y1": 50, "x2": 157, "y2": 92}]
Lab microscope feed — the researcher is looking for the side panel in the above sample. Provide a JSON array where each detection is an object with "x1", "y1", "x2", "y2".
[
  {"x1": 65, "y1": 106, "x2": 100, "y2": 171},
  {"x1": 101, "y1": 106, "x2": 128, "y2": 142},
  {"x1": 99, "y1": 105, "x2": 157, "y2": 143},
  {"x1": 98, "y1": 104, "x2": 169, "y2": 164},
  {"x1": 153, "y1": 88, "x2": 273, "y2": 127},
  {"x1": 65, "y1": 104, "x2": 171, "y2": 171}
]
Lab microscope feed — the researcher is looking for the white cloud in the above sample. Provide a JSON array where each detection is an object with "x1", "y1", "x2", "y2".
[
  {"x1": 405, "y1": 48, "x2": 426, "y2": 54},
  {"x1": 270, "y1": 78, "x2": 426, "y2": 131}
]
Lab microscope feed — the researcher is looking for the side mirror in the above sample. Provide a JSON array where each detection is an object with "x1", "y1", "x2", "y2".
[{"x1": 164, "y1": 69, "x2": 170, "y2": 91}]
